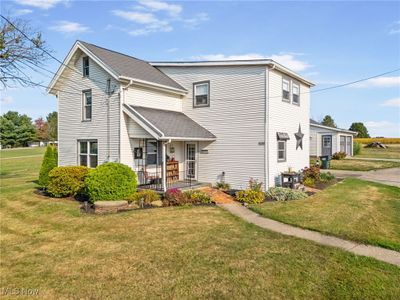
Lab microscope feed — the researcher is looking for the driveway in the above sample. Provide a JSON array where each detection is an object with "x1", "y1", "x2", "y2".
[{"x1": 328, "y1": 168, "x2": 400, "y2": 187}]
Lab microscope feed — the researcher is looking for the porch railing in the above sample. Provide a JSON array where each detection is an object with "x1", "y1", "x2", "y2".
[{"x1": 137, "y1": 170, "x2": 194, "y2": 191}]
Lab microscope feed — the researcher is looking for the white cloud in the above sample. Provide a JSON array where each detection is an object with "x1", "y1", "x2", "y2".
[
  {"x1": 14, "y1": 0, "x2": 64, "y2": 10},
  {"x1": 137, "y1": 0, "x2": 182, "y2": 16},
  {"x1": 388, "y1": 20, "x2": 400, "y2": 35},
  {"x1": 50, "y1": 21, "x2": 90, "y2": 34},
  {"x1": 381, "y1": 97, "x2": 400, "y2": 107},
  {"x1": 191, "y1": 53, "x2": 311, "y2": 72},
  {"x1": 353, "y1": 76, "x2": 400, "y2": 88},
  {"x1": 13, "y1": 9, "x2": 33, "y2": 16},
  {"x1": 112, "y1": 11, "x2": 161, "y2": 25},
  {"x1": 111, "y1": 2, "x2": 209, "y2": 36},
  {"x1": 364, "y1": 120, "x2": 400, "y2": 137},
  {"x1": 1, "y1": 96, "x2": 14, "y2": 105},
  {"x1": 183, "y1": 13, "x2": 209, "y2": 28}
]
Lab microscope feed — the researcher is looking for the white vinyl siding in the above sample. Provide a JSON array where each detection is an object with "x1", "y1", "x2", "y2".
[
  {"x1": 267, "y1": 68, "x2": 310, "y2": 187},
  {"x1": 56, "y1": 51, "x2": 120, "y2": 166},
  {"x1": 124, "y1": 84, "x2": 183, "y2": 112},
  {"x1": 159, "y1": 65, "x2": 266, "y2": 190}
]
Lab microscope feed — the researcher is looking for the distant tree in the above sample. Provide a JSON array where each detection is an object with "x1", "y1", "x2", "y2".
[
  {"x1": 34, "y1": 117, "x2": 49, "y2": 141},
  {"x1": 0, "y1": 111, "x2": 35, "y2": 147},
  {"x1": 0, "y1": 16, "x2": 49, "y2": 89},
  {"x1": 349, "y1": 122, "x2": 370, "y2": 138},
  {"x1": 46, "y1": 111, "x2": 57, "y2": 141},
  {"x1": 321, "y1": 115, "x2": 337, "y2": 128}
]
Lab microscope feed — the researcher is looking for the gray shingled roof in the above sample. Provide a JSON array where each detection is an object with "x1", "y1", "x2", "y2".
[
  {"x1": 79, "y1": 41, "x2": 185, "y2": 91},
  {"x1": 310, "y1": 119, "x2": 321, "y2": 125},
  {"x1": 126, "y1": 105, "x2": 216, "y2": 140},
  {"x1": 310, "y1": 118, "x2": 356, "y2": 134}
]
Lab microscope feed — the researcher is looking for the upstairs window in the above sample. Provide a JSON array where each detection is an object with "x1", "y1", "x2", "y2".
[
  {"x1": 282, "y1": 78, "x2": 290, "y2": 102},
  {"x1": 79, "y1": 140, "x2": 98, "y2": 168},
  {"x1": 82, "y1": 56, "x2": 89, "y2": 77},
  {"x1": 292, "y1": 82, "x2": 300, "y2": 105},
  {"x1": 193, "y1": 81, "x2": 210, "y2": 107},
  {"x1": 82, "y1": 90, "x2": 92, "y2": 121}
]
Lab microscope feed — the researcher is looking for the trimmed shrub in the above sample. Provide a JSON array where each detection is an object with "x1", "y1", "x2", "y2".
[
  {"x1": 303, "y1": 177, "x2": 316, "y2": 187},
  {"x1": 126, "y1": 190, "x2": 160, "y2": 205},
  {"x1": 184, "y1": 190, "x2": 212, "y2": 204},
  {"x1": 320, "y1": 172, "x2": 335, "y2": 183},
  {"x1": 214, "y1": 182, "x2": 231, "y2": 190},
  {"x1": 266, "y1": 187, "x2": 308, "y2": 201},
  {"x1": 353, "y1": 142, "x2": 362, "y2": 155},
  {"x1": 332, "y1": 151, "x2": 347, "y2": 160},
  {"x1": 38, "y1": 145, "x2": 58, "y2": 187},
  {"x1": 303, "y1": 165, "x2": 320, "y2": 182},
  {"x1": 85, "y1": 163, "x2": 137, "y2": 202},
  {"x1": 47, "y1": 166, "x2": 89, "y2": 198},
  {"x1": 236, "y1": 190, "x2": 265, "y2": 204},
  {"x1": 163, "y1": 188, "x2": 190, "y2": 206}
]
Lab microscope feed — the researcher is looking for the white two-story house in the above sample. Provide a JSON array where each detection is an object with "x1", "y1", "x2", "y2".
[{"x1": 48, "y1": 41, "x2": 314, "y2": 191}]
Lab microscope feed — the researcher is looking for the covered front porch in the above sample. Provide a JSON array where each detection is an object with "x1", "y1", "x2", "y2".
[{"x1": 123, "y1": 105, "x2": 216, "y2": 192}]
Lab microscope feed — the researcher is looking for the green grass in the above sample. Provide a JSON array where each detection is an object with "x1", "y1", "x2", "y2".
[
  {"x1": 330, "y1": 159, "x2": 400, "y2": 171},
  {"x1": 1, "y1": 152, "x2": 400, "y2": 298},
  {"x1": 250, "y1": 178, "x2": 400, "y2": 251},
  {"x1": 0, "y1": 146, "x2": 46, "y2": 158},
  {"x1": 356, "y1": 144, "x2": 400, "y2": 160}
]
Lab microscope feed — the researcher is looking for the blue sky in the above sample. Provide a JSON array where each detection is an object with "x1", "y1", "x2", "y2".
[{"x1": 1, "y1": 0, "x2": 399, "y2": 137}]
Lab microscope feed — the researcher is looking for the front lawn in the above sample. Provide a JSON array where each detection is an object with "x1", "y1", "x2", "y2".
[
  {"x1": 330, "y1": 159, "x2": 400, "y2": 171},
  {"x1": 1, "y1": 151, "x2": 400, "y2": 298},
  {"x1": 356, "y1": 144, "x2": 400, "y2": 160},
  {"x1": 0, "y1": 146, "x2": 46, "y2": 158},
  {"x1": 250, "y1": 178, "x2": 400, "y2": 251}
]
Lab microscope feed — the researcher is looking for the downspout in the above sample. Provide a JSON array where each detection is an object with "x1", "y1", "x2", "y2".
[{"x1": 119, "y1": 80, "x2": 134, "y2": 163}]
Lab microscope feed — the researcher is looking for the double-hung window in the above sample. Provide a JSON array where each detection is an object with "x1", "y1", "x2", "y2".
[
  {"x1": 277, "y1": 140, "x2": 286, "y2": 162},
  {"x1": 282, "y1": 78, "x2": 290, "y2": 102},
  {"x1": 79, "y1": 140, "x2": 98, "y2": 168},
  {"x1": 193, "y1": 81, "x2": 210, "y2": 107},
  {"x1": 82, "y1": 56, "x2": 89, "y2": 77},
  {"x1": 292, "y1": 82, "x2": 300, "y2": 105},
  {"x1": 82, "y1": 90, "x2": 92, "y2": 121}
]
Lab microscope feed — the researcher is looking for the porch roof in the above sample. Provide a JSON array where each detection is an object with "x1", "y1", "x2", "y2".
[{"x1": 123, "y1": 104, "x2": 216, "y2": 141}]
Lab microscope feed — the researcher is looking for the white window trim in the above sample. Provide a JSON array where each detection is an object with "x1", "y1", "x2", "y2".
[
  {"x1": 282, "y1": 78, "x2": 291, "y2": 103},
  {"x1": 292, "y1": 81, "x2": 300, "y2": 106},
  {"x1": 82, "y1": 90, "x2": 92, "y2": 121},
  {"x1": 193, "y1": 81, "x2": 210, "y2": 108},
  {"x1": 78, "y1": 140, "x2": 98, "y2": 168},
  {"x1": 277, "y1": 140, "x2": 287, "y2": 162}
]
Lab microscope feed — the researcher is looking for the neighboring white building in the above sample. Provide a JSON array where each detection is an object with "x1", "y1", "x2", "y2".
[
  {"x1": 48, "y1": 41, "x2": 314, "y2": 191},
  {"x1": 310, "y1": 119, "x2": 357, "y2": 157}
]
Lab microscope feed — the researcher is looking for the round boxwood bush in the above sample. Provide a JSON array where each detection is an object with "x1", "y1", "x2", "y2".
[
  {"x1": 47, "y1": 166, "x2": 89, "y2": 198},
  {"x1": 85, "y1": 162, "x2": 137, "y2": 201}
]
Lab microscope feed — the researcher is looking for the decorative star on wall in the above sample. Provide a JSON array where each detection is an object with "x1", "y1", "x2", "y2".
[{"x1": 295, "y1": 124, "x2": 304, "y2": 150}]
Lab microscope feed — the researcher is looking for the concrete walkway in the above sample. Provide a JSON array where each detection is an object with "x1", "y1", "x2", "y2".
[
  {"x1": 218, "y1": 203, "x2": 400, "y2": 266},
  {"x1": 346, "y1": 157, "x2": 400, "y2": 162},
  {"x1": 328, "y1": 168, "x2": 400, "y2": 187}
]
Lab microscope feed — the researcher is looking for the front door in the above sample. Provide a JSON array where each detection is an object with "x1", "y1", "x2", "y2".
[
  {"x1": 185, "y1": 143, "x2": 196, "y2": 179},
  {"x1": 321, "y1": 135, "x2": 332, "y2": 156}
]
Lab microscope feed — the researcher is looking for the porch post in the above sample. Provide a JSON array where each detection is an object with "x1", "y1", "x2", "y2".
[{"x1": 162, "y1": 141, "x2": 167, "y2": 192}]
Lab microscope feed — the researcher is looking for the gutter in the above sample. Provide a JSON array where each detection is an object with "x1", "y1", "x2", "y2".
[{"x1": 119, "y1": 76, "x2": 187, "y2": 95}]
